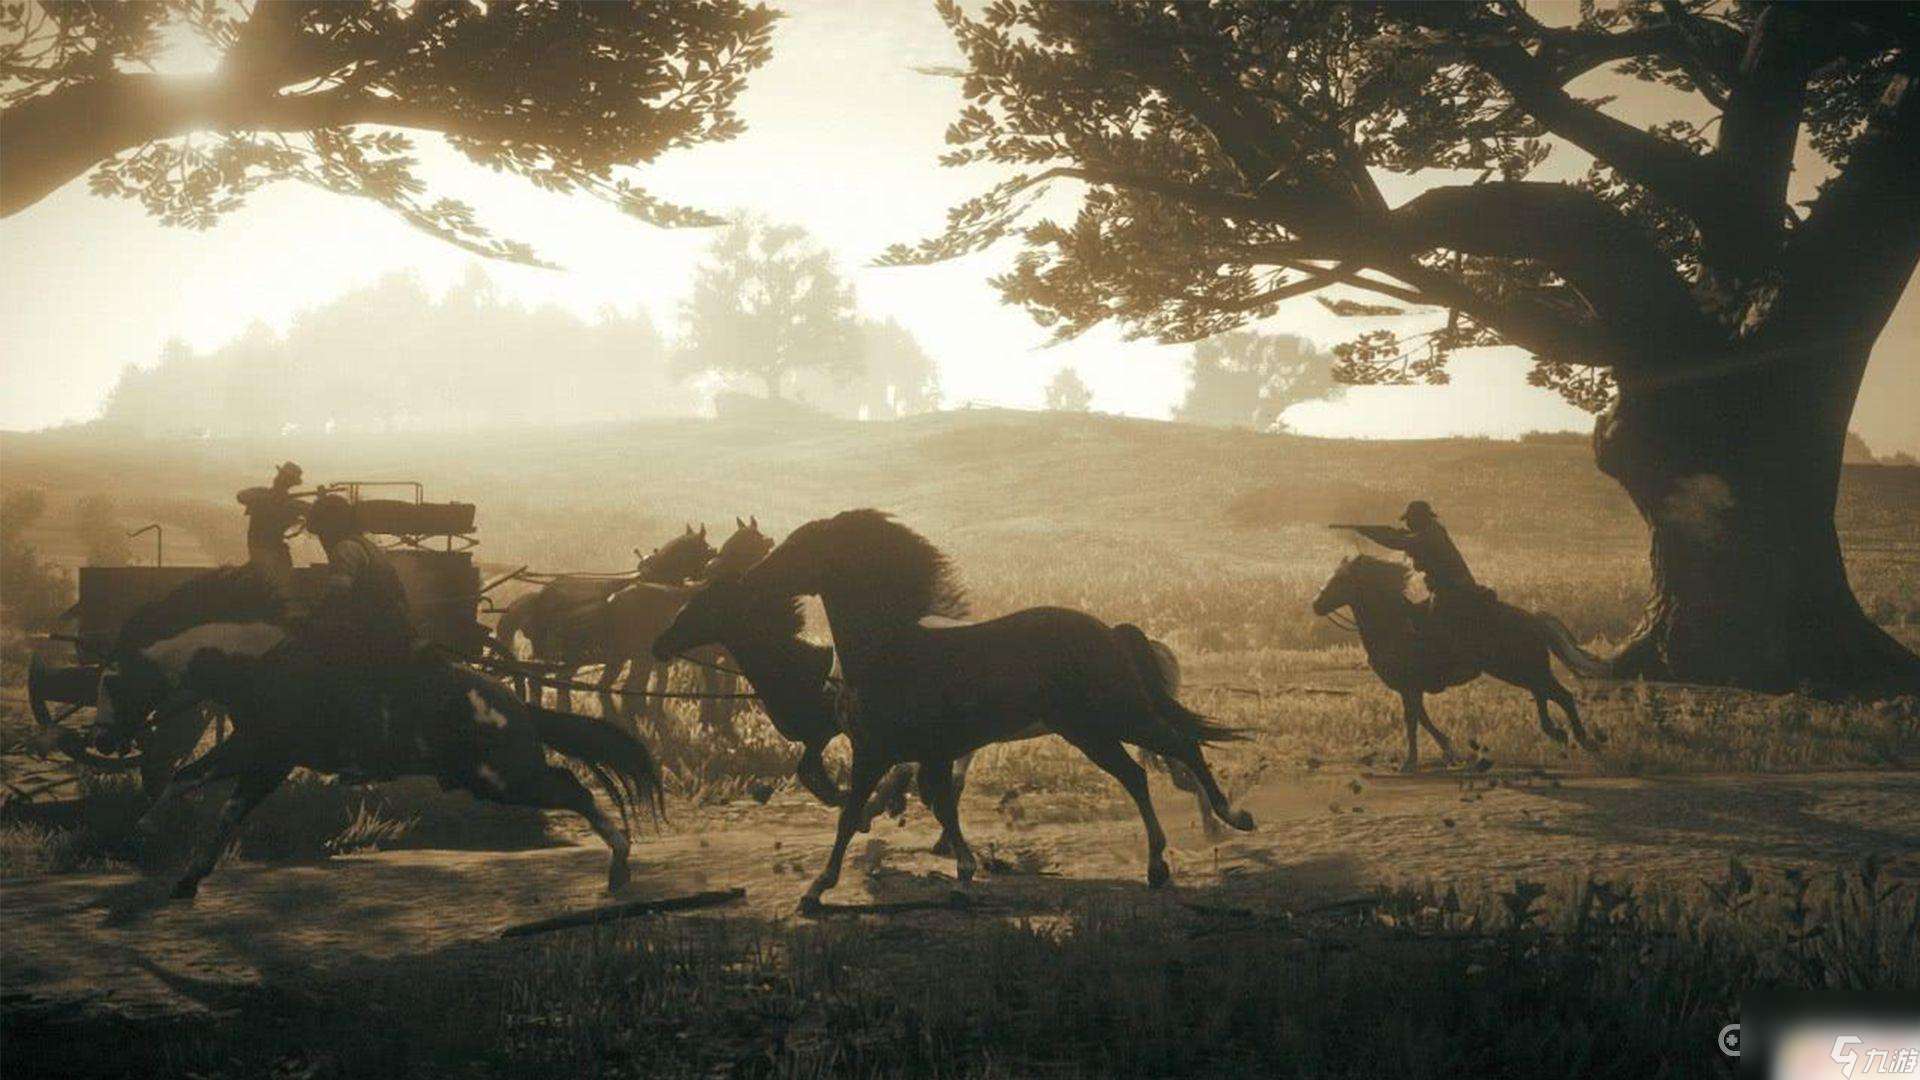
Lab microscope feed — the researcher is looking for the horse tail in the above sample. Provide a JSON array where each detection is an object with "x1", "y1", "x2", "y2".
[
  {"x1": 1113, "y1": 623, "x2": 1244, "y2": 746},
  {"x1": 1534, "y1": 613, "x2": 1612, "y2": 679},
  {"x1": 530, "y1": 705, "x2": 666, "y2": 826}
]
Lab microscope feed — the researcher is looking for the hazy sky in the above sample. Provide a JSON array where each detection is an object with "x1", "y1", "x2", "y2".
[{"x1": 2, "y1": 0, "x2": 1916, "y2": 453}]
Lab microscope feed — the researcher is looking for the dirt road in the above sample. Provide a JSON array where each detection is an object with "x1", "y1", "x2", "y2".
[{"x1": 6, "y1": 768, "x2": 1917, "y2": 1018}]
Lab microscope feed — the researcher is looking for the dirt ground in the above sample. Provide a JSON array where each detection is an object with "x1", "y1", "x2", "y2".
[{"x1": 6, "y1": 766, "x2": 1918, "y2": 1021}]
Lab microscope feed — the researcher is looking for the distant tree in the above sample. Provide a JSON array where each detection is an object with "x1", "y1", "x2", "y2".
[
  {"x1": 1, "y1": 490, "x2": 72, "y2": 631},
  {"x1": 1174, "y1": 331, "x2": 1340, "y2": 431},
  {"x1": 672, "y1": 219, "x2": 862, "y2": 400},
  {"x1": 0, "y1": 1, "x2": 778, "y2": 263},
  {"x1": 890, "y1": 2, "x2": 1920, "y2": 695},
  {"x1": 795, "y1": 318, "x2": 942, "y2": 419},
  {"x1": 1044, "y1": 366, "x2": 1093, "y2": 412},
  {"x1": 73, "y1": 495, "x2": 131, "y2": 567}
]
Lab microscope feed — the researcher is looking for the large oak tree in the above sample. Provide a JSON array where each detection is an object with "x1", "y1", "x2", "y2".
[
  {"x1": 888, "y1": 0, "x2": 1920, "y2": 695},
  {"x1": 0, "y1": 0, "x2": 777, "y2": 263}
]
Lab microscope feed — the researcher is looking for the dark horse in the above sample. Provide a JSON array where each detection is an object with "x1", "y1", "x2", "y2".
[
  {"x1": 92, "y1": 567, "x2": 662, "y2": 899},
  {"x1": 1310, "y1": 555, "x2": 1610, "y2": 770},
  {"x1": 493, "y1": 524, "x2": 717, "y2": 718},
  {"x1": 653, "y1": 579, "x2": 1229, "y2": 843},
  {"x1": 733, "y1": 510, "x2": 1255, "y2": 909}
]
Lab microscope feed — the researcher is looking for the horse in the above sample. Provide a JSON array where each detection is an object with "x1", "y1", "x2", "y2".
[
  {"x1": 1310, "y1": 554, "x2": 1610, "y2": 770},
  {"x1": 89, "y1": 566, "x2": 662, "y2": 899},
  {"x1": 652, "y1": 579, "x2": 1231, "y2": 849},
  {"x1": 733, "y1": 509, "x2": 1255, "y2": 909},
  {"x1": 492, "y1": 524, "x2": 715, "y2": 716}
]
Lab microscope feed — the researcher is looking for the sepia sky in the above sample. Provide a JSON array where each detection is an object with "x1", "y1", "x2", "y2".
[{"x1": 2, "y1": 0, "x2": 1916, "y2": 453}]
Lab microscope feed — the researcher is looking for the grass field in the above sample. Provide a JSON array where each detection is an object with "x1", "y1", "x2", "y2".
[{"x1": 2, "y1": 411, "x2": 1917, "y2": 1077}]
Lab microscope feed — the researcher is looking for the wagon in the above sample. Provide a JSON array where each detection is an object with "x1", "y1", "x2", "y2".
[{"x1": 26, "y1": 481, "x2": 486, "y2": 771}]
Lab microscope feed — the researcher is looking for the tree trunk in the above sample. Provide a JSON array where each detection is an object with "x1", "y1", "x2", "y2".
[{"x1": 1594, "y1": 342, "x2": 1920, "y2": 696}]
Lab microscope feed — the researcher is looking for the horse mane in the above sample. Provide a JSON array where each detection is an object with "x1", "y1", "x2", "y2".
[
  {"x1": 1348, "y1": 554, "x2": 1414, "y2": 598},
  {"x1": 824, "y1": 509, "x2": 969, "y2": 623},
  {"x1": 115, "y1": 565, "x2": 279, "y2": 655}
]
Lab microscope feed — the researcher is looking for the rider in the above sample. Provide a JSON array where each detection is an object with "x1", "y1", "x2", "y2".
[
  {"x1": 237, "y1": 462, "x2": 307, "y2": 609},
  {"x1": 302, "y1": 493, "x2": 422, "y2": 665},
  {"x1": 1350, "y1": 501, "x2": 1497, "y2": 648}
]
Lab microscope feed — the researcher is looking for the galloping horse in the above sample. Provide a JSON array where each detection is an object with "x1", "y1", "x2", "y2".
[
  {"x1": 492, "y1": 524, "x2": 715, "y2": 718},
  {"x1": 653, "y1": 579, "x2": 1229, "y2": 849},
  {"x1": 90, "y1": 567, "x2": 661, "y2": 898},
  {"x1": 1311, "y1": 554, "x2": 1610, "y2": 770},
  {"x1": 734, "y1": 510, "x2": 1255, "y2": 909}
]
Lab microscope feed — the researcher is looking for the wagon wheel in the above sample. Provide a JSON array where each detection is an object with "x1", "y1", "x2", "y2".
[{"x1": 26, "y1": 652, "x2": 146, "y2": 773}]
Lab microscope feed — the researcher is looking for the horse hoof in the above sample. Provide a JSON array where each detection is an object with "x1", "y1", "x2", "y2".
[
  {"x1": 168, "y1": 879, "x2": 200, "y2": 901},
  {"x1": 1229, "y1": 810, "x2": 1255, "y2": 832},
  {"x1": 606, "y1": 863, "x2": 631, "y2": 895},
  {"x1": 1542, "y1": 726, "x2": 1569, "y2": 745},
  {"x1": 1147, "y1": 860, "x2": 1171, "y2": 888},
  {"x1": 931, "y1": 837, "x2": 954, "y2": 857},
  {"x1": 957, "y1": 861, "x2": 976, "y2": 884},
  {"x1": 797, "y1": 893, "x2": 826, "y2": 916}
]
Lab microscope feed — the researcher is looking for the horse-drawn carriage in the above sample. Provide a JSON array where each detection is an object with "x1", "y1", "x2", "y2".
[{"x1": 26, "y1": 482, "x2": 486, "y2": 770}]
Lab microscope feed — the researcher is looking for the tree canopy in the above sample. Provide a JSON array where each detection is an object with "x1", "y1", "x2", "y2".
[
  {"x1": 1044, "y1": 365, "x2": 1093, "y2": 412},
  {"x1": 886, "y1": 0, "x2": 1918, "y2": 412},
  {"x1": 0, "y1": 0, "x2": 778, "y2": 263},
  {"x1": 1174, "y1": 330, "x2": 1341, "y2": 430},
  {"x1": 672, "y1": 218, "x2": 863, "y2": 399}
]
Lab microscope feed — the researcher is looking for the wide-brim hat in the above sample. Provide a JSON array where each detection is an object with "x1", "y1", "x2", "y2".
[
  {"x1": 276, "y1": 461, "x2": 304, "y2": 484},
  {"x1": 1400, "y1": 500, "x2": 1437, "y2": 523}
]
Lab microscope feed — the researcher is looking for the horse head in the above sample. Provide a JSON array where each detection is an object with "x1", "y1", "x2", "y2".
[
  {"x1": 704, "y1": 516, "x2": 775, "y2": 581},
  {"x1": 652, "y1": 578, "x2": 804, "y2": 661},
  {"x1": 1311, "y1": 555, "x2": 1410, "y2": 617},
  {"x1": 638, "y1": 523, "x2": 716, "y2": 584}
]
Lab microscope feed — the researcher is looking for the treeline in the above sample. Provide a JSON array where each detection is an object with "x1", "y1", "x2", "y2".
[{"x1": 93, "y1": 267, "x2": 942, "y2": 438}]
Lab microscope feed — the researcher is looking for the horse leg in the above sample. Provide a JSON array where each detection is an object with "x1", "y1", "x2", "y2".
[
  {"x1": 170, "y1": 766, "x2": 290, "y2": 899},
  {"x1": 1532, "y1": 689, "x2": 1570, "y2": 744},
  {"x1": 795, "y1": 739, "x2": 843, "y2": 807},
  {"x1": 1065, "y1": 732, "x2": 1172, "y2": 887},
  {"x1": 1136, "y1": 728, "x2": 1254, "y2": 833},
  {"x1": 1413, "y1": 694, "x2": 1460, "y2": 766},
  {"x1": 931, "y1": 752, "x2": 974, "y2": 856},
  {"x1": 137, "y1": 733, "x2": 256, "y2": 835},
  {"x1": 593, "y1": 661, "x2": 623, "y2": 723},
  {"x1": 917, "y1": 757, "x2": 975, "y2": 883},
  {"x1": 802, "y1": 749, "x2": 889, "y2": 912},
  {"x1": 477, "y1": 763, "x2": 632, "y2": 893},
  {"x1": 1546, "y1": 676, "x2": 1600, "y2": 749},
  {"x1": 623, "y1": 659, "x2": 657, "y2": 729}
]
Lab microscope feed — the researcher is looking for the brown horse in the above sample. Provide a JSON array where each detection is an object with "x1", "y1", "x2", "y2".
[
  {"x1": 653, "y1": 582, "x2": 1228, "y2": 847},
  {"x1": 1310, "y1": 554, "x2": 1610, "y2": 771},
  {"x1": 734, "y1": 510, "x2": 1254, "y2": 910},
  {"x1": 494, "y1": 524, "x2": 728, "y2": 726}
]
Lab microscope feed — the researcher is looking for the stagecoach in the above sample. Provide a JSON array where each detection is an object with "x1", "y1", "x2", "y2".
[{"x1": 25, "y1": 481, "x2": 486, "y2": 771}]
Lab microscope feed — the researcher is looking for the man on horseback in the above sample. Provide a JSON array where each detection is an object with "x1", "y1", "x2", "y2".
[
  {"x1": 1347, "y1": 501, "x2": 1498, "y2": 659},
  {"x1": 303, "y1": 493, "x2": 422, "y2": 665},
  {"x1": 236, "y1": 461, "x2": 307, "y2": 611}
]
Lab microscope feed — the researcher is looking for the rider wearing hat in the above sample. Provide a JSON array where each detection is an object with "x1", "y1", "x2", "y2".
[
  {"x1": 304, "y1": 493, "x2": 419, "y2": 664},
  {"x1": 1351, "y1": 501, "x2": 1495, "y2": 644},
  {"x1": 237, "y1": 462, "x2": 307, "y2": 603}
]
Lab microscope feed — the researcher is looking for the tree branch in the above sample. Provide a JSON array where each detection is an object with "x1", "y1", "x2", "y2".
[{"x1": 1386, "y1": 182, "x2": 1714, "y2": 358}]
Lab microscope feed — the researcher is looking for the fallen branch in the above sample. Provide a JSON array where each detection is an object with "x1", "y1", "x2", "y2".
[
  {"x1": 798, "y1": 891, "x2": 973, "y2": 918},
  {"x1": 499, "y1": 887, "x2": 746, "y2": 938}
]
